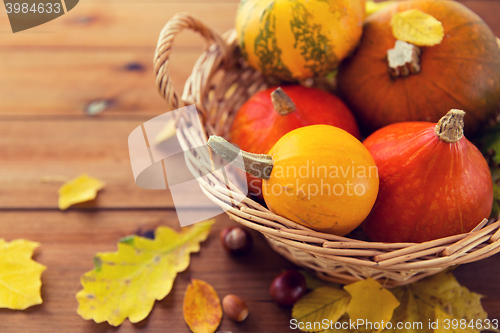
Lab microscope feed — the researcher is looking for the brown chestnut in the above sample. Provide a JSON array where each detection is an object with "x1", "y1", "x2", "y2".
[
  {"x1": 219, "y1": 226, "x2": 253, "y2": 255},
  {"x1": 270, "y1": 270, "x2": 307, "y2": 306},
  {"x1": 222, "y1": 294, "x2": 249, "y2": 322}
]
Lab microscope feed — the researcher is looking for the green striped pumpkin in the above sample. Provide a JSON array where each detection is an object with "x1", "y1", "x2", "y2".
[{"x1": 235, "y1": 0, "x2": 366, "y2": 81}]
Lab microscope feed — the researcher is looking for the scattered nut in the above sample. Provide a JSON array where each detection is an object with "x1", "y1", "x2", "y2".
[
  {"x1": 222, "y1": 294, "x2": 249, "y2": 322},
  {"x1": 219, "y1": 227, "x2": 253, "y2": 255},
  {"x1": 270, "y1": 270, "x2": 307, "y2": 307}
]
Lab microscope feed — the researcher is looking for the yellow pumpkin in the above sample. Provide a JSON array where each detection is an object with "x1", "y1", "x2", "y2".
[
  {"x1": 262, "y1": 125, "x2": 378, "y2": 235},
  {"x1": 208, "y1": 125, "x2": 379, "y2": 236},
  {"x1": 235, "y1": 0, "x2": 366, "y2": 81}
]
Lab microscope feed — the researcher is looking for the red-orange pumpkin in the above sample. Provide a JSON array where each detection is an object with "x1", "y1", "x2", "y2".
[
  {"x1": 362, "y1": 110, "x2": 493, "y2": 243},
  {"x1": 337, "y1": 0, "x2": 500, "y2": 135},
  {"x1": 230, "y1": 85, "x2": 360, "y2": 198}
]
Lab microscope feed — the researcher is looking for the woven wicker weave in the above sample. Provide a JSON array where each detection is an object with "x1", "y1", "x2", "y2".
[{"x1": 154, "y1": 13, "x2": 500, "y2": 287}]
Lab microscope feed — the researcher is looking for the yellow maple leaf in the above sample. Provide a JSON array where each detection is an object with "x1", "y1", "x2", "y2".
[
  {"x1": 366, "y1": 1, "x2": 396, "y2": 16},
  {"x1": 325, "y1": 315, "x2": 376, "y2": 333},
  {"x1": 320, "y1": 272, "x2": 490, "y2": 333},
  {"x1": 385, "y1": 272, "x2": 487, "y2": 333},
  {"x1": 391, "y1": 9, "x2": 444, "y2": 46},
  {"x1": 344, "y1": 278, "x2": 400, "y2": 332},
  {"x1": 434, "y1": 308, "x2": 477, "y2": 333},
  {"x1": 58, "y1": 174, "x2": 105, "y2": 210},
  {"x1": 183, "y1": 279, "x2": 222, "y2": 333},
  {"x1": 0, "y1": 239, "x2": 46, "y2": 310},
  {"x1": 76, "y1": 220, "x2": 214, "y2": 326},
  {"x1": 383, "y1": 287, "x2": 428, "y2": 333},
  {"x1": 409, "y1": 272, "x2": 487, "y2": 321},
  {"x1": 292, "y1": 286, "x2": 351, "y2": 332}
]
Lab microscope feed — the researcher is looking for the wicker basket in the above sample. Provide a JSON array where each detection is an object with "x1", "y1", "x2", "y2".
[{"x1": 153, "y1": 13, "x2": 500, "y2": 287}]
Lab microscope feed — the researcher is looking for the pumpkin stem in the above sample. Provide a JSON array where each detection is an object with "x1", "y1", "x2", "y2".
[
  {"x1": 387, "y1": 40, "x2": 421, "y2": 78},
  {"x1": 271, "y1": 87, "x2": 296, "y2": 115},
  {"x1": 435, "y1": 109, "x2": 466, "y2": 143},
  {"x1": 207, "y1": 136, "x2": 273, "y2": 180}
]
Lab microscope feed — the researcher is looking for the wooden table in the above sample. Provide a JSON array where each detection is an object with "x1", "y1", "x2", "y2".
[{"x1": 0, "y1": 1, "x2": 499, "y2": 332}]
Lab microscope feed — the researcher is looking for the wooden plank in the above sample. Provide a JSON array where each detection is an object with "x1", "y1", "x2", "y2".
[
  {"x1": 0, "y1": 210, "x2": 298, "y2": 333},
  {"x1": 0, "y1": 2, "x2": 238, "y2": 48},
  {"x1": 0, "y1": 1, "x2": 498, "y2": 49},
  {"x1": 0, "y1": 210, "x2": 498, "y2": 333},
  {"x1": 0, "y1": 119, "x2": 175, "y2": 208},
  {"x1": 0, "y1": 1, "x2": 499, "y2": 332},
  {"x1": 0, "y1": 49, "x2": 199, "y2": 116},
  {"x1": 0, "y1": 2, "x2": 499, "y2": 119}
]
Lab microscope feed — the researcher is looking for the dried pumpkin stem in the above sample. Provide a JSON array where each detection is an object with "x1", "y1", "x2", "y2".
[
  {"x1": 387, "y1": 40, "x2": 421, "y2": 78},
  {"x1": 271, "y1": 87, "x2": 296, "y2": 115},
  {"x1": 207, "y1": 136, "x2": 273, "y2": 180},
  {"x1": 435, "y1": 109, "x2": 466, "y2": 143}
]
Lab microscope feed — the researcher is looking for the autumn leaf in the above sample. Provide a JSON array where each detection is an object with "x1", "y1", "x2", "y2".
[
  {"x1": 317, "y1": 272, "x2": 489, "y2": 333},
  {"x1": 292, "y1": 287, "x2": 351, "y2": 332},
  {"x1": 391, "y1": 9, "x2": 444, "y2": 46},
  {"x1": 366, "y1": 1, "x2": 396, "y2": 16},
  {"x1": 383, "y1": 287, "x2": 426, "y2": 333},
  {"x1": 475, "y1": 124, "x2": 500, "y2": 217},
  {"x1": 344, "y1": 278, "x2": 400, "y2": 331},
  {"x1": 406, "y1": 271, "x2": 487, "y2": 322},
  {"x1": 58, "y1": 174, "x2": 105, "y2": 210},
  {"x1": 325, "y1": 315, "x2": 374, "y2": 333},
  {"x1": 183, "y1": 279, "x2": 222, "y2": 333},
  {"x1": 434, "y1": 308, "x2": 477, "y2": 333},
  {"x1": 386, "y1": 272, "x2": 487, "y2": 333},
  {"x1": 76, "y1": 220, "x2": 214, "y2": 326},
  {"x1": 491, "y1": 182, "x2": 500, "y2": 218},
  {"x1": 476, "y1": 122, "x2": 500, "y2": 165},
  {"x1": 0, "y1": 239, "x2": 46, "y2": 310}
]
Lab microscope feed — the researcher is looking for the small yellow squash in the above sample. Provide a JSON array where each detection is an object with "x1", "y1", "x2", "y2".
[{"x1": 208, "y1": 125, "x2": 379, "y2": 236}]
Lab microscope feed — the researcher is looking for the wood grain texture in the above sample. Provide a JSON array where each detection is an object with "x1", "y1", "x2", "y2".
[
  {"x1": 0, "y1": 119, "x2": 174, "y2": 208},
  {"x1": 0, "y1": 1, "x2": 497, "y2": 49},
  {"x1": 0, "y1": 1, "x2": 498, "y2": 119},
  {"x1": 0, "y1": 2, "x2": 238, "y2": 48},
  {"x1": 0, "y1": 0, "x2": 499, "y2": 332},
  {"x1": 0, "y1": 211, "x2": 497, "y2": 333},
  {"x1": 0, "y1": 49, "x2": 198, "y2": 116},
  {"x1": 0, "y1": 210, "x2": 500, "y2": 333},
  {"x1": 0, "y1": 211, "x2": 298, "y2": 333}
]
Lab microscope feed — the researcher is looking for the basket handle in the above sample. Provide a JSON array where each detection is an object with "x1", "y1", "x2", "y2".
[{"x1": 154, "y1": 13, "x2": 229, "y2": 110}]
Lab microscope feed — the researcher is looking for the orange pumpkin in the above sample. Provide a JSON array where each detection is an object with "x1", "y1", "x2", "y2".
[
  {"x1": 363, "y1": 110, "x2": 493, "y2": 243},
  {"x1": 209, "y1": 125, "x2": 379, "y2": 236},
  {"x1": 230, "y1": 85, "x2": 360, "y2": 199},
  {"x1": 337, "y1": 0, "x2": 500, "y2": 135}
]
